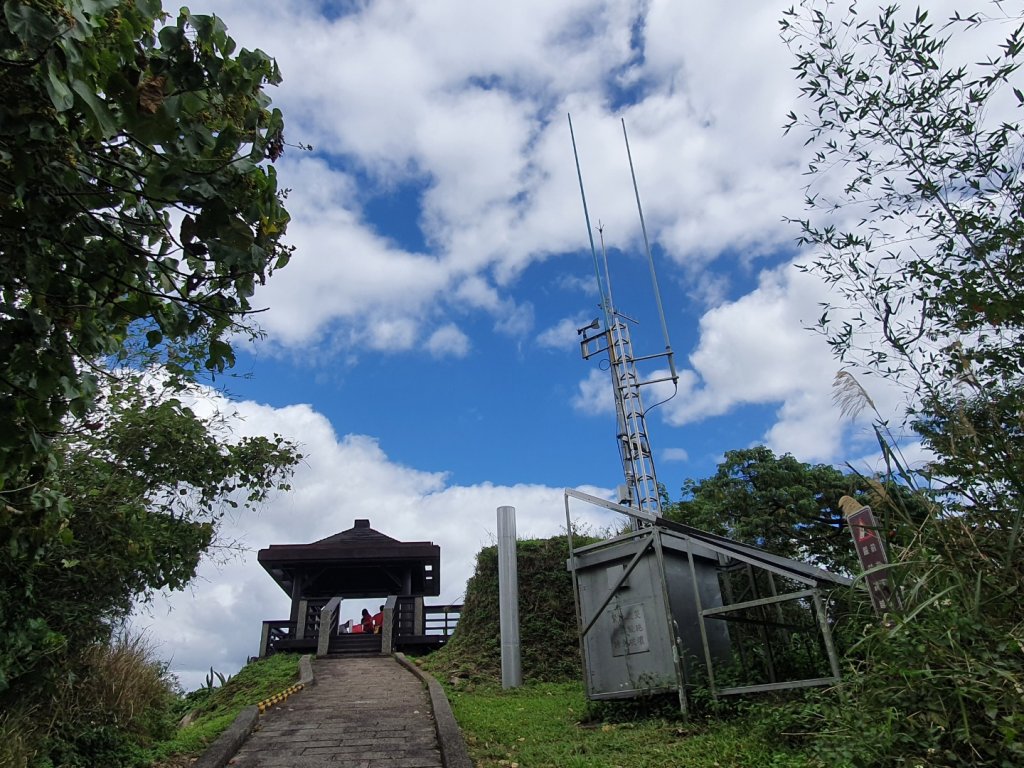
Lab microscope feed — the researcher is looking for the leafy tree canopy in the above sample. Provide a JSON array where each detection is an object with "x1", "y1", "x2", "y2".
[
  {"x1": 781, "y1": 0, "x2": 1024, "y2": 529},
  {"x1": 0, "y1": 0, "x2": 301, "y2": 709},
  {"x1": 0, "y1": 0, "x2": 292, "y2": 533},
  {"x1": 0, "y1": 375, "x2": 300, "y2": 694},
  {"x1": 666, "y1": 445, "x2": 897, "y2": 573}
]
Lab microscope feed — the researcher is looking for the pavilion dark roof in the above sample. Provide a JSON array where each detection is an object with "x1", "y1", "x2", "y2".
[{"x1": 258, "y1": 519, "x2": 440, "y2": 598}]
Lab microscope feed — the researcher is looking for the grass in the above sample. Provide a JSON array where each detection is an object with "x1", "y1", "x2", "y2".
[
  {"x1": 443, "y1": 680, "x2": 814, "y2": 768},
  {"x1": 146, "y1": 653, "x2": 301, "y2": 766},
  {"x1": 420, "y1": 534, "x2": 816, "y2": 766}
]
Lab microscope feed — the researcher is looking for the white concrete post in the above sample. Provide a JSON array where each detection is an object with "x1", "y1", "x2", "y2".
[
  {"x1": 498, "y1": 505, "x2": 522, "y2": 688},
  {"x1": 317, "y1": 597, "x2": 341, "y2": 657}
]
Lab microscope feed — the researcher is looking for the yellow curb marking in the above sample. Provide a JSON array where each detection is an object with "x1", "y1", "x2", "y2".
[{"x1": 256, "y1": 682, "x2": 304, "y2": 714}]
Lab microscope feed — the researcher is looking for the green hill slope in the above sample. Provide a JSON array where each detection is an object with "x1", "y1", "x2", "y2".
[{"x1": 423, "y1": 534, "x2": 595, "y2": 684}]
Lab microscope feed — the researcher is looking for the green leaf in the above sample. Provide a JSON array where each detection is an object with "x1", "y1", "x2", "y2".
[
  {"x1": 134, "y1": 0, "x2": 162, "y2": 16},
  {"x1": 205, "y1": 338, "x2": 235, "y2": 372},
  {"x1": 44, "y1": 59, "x2": 74, "y2": 111},
  {"x1": 80, "y1": 0, "x2": 121, "y2": 15},
  {"x1": 3, "y1": 1, "x2": 58, "y2": 46},
  {"x1": 0, "y1": 0, "x2": 295, "y2": 702},
  {"x1": 70, "y1": 79, "x2": 119, "y2": 138}
]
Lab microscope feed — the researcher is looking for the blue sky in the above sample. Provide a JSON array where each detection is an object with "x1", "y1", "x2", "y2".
[
  {"x1": 225, "y1": 236, "x2": 771, "y2": 490},
  {"x1": 133, "y1": 0, "x2": 960, "y2": 689}
]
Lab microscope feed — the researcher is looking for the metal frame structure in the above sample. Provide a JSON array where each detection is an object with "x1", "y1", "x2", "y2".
[
  {"x1": 579, "y1": 308, "x2": 674, "y2": 518},
  {"x1": 565, "y1": 118, "x2": 850, "y2": 712},
  {"x1": 565, "y1": 489, "x2": 851, "y2": 711}
]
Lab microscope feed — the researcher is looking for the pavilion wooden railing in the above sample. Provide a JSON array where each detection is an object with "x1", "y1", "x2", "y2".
[
  {"x1": 391, "y1": 596, "x2": 418, "y2": 640},
  {"x1": 259, "y1": 620, "x2": 297, "y2": 657},
  {"x1": 383, "y1": 596, "x2": 462, "y2": 654},
  {"x1": 303, "y1": 598, "x2": 329, "y2": 638},
  {"x1": 424, "y1": 604, "x2": 462, "y2": 636},
  {"x1": 262, "y1": 597, "x2": 462, "y2": 657}
]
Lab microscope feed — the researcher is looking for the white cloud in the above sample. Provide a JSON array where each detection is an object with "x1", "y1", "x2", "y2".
[
  {"x1": 661, "y1": 447, "x2": 689, "y2": 463},
  {"x1": 197, "y1": 0, "x2": 818, "y2": 363},
  {"x1": 365, "y1": 317, "x2": 419, "y2": 352},
  {"x1": 571, "y1": 368, "x2": 616, "y2": 416},
  {"x1": 204, "y1": 0, "x2": 998, "y2": 424},
  {"x1": 555, "y1": 273, "x2": 600, "y2": 296},
  {"x1": 427, "y1": 323, "x2": 471, "y2": 358},
  {"x1": 656, "y1": 261, "x2": 920, "y2": 463},
  {"x1": 763, "y1": 388, "x2": 844, "y2": 462},
  {"x1": 492, "y1": 298, "x2": 535, "y2": 338},
  {"x1": 536, "y1": 316, "x2": 589, "y2": 350},
  {"x1": 662, "y1": 263, "x2": 847, "y2": 461},
  {"x1": 252, "y1": 157, "x2": 449, "y2": 349},
  {"x1": 453, "y1": 275, "x2": 502, "y2": 312}
]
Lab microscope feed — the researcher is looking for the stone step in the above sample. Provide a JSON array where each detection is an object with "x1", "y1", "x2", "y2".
[{"x1": 327, "y1": 634, "x2": 382, "y2": 655}]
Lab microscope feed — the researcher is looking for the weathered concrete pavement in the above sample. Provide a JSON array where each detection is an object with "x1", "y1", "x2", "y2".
[{"x1": 228, "y1": 657, "x2": 444, "y2": 768}]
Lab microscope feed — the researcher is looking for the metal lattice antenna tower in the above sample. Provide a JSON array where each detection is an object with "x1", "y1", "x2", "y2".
[
  {"x1": 568, "y1": 115, "x2": 679, "y2": 527},
  {"x1": 600, "y1": 236, "x2": 662, "y2": 518}
]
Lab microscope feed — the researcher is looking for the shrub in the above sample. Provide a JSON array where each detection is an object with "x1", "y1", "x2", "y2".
[{"x1": 3, "y1": 633, "x2": 181, "y2": 768}]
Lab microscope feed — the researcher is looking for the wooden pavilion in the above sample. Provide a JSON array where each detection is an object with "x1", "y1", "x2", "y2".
[{"x1": 257, "y1": 519, "x2": 460, "y2": 657}]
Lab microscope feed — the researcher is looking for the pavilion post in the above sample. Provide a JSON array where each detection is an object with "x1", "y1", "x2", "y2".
[
  {"x1": 295, "y1": 599, "x2": 308, "y2": 639},
  {"x1": 259, "y1": 622, "x2": 271, "y2": 658},
  {"x1": 289, "y1": 574, "x2": 304, "y2": 626}
]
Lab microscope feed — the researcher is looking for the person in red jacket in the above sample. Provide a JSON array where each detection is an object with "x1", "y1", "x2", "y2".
[{"x1": 372, "y1": 605, "x2": 384, "y2": 634}]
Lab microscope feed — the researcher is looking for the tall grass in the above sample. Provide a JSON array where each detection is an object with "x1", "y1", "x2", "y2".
[
  {"x1": 763, "y1": 394, "x2": 1024, "y2": 767},
  {"x1": 1, "y1": 632, "x2": 180, "y2": 768},
  {"x1": 423, "y1": 535, "x2": 594, "y2": 684},
  {"x1": 0, "y1": 708, "x2": 39, "y2": 768}
]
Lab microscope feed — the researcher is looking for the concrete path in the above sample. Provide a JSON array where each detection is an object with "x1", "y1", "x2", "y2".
[{"x1": 229, "y1": 657, "x2": 444, "y2": 768}]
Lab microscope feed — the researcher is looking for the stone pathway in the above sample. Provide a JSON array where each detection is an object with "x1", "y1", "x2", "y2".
[{"x1": 229, "y1": 657, "x2": 444, "y2": 768}]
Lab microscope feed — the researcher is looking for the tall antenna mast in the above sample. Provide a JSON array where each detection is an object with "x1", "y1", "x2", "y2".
[{"x1": 568, "y1": 115, "x2": 679, "y2": 528}]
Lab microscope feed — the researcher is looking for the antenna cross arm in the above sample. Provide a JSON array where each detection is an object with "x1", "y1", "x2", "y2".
[
  {"x1": 634, "y1": 373, "x2": 679, "y2": 388},
  {"x1": 628, "y1": 351, "x2": 676, "y2": 366}
]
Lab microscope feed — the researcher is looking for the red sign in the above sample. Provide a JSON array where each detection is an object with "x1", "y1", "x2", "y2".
[{"x1": 847, "y1": 504, "x2": 899, "y2": 614}]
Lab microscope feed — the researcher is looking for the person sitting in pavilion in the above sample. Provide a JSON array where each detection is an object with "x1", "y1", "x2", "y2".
[{"x1": 360, "y1": 608, "x2": 374, "y2": 634}]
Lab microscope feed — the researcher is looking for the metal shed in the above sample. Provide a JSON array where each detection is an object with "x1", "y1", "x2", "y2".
[{"x1": 565, "y1": 490, "x2": 852, "y2": 714}]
